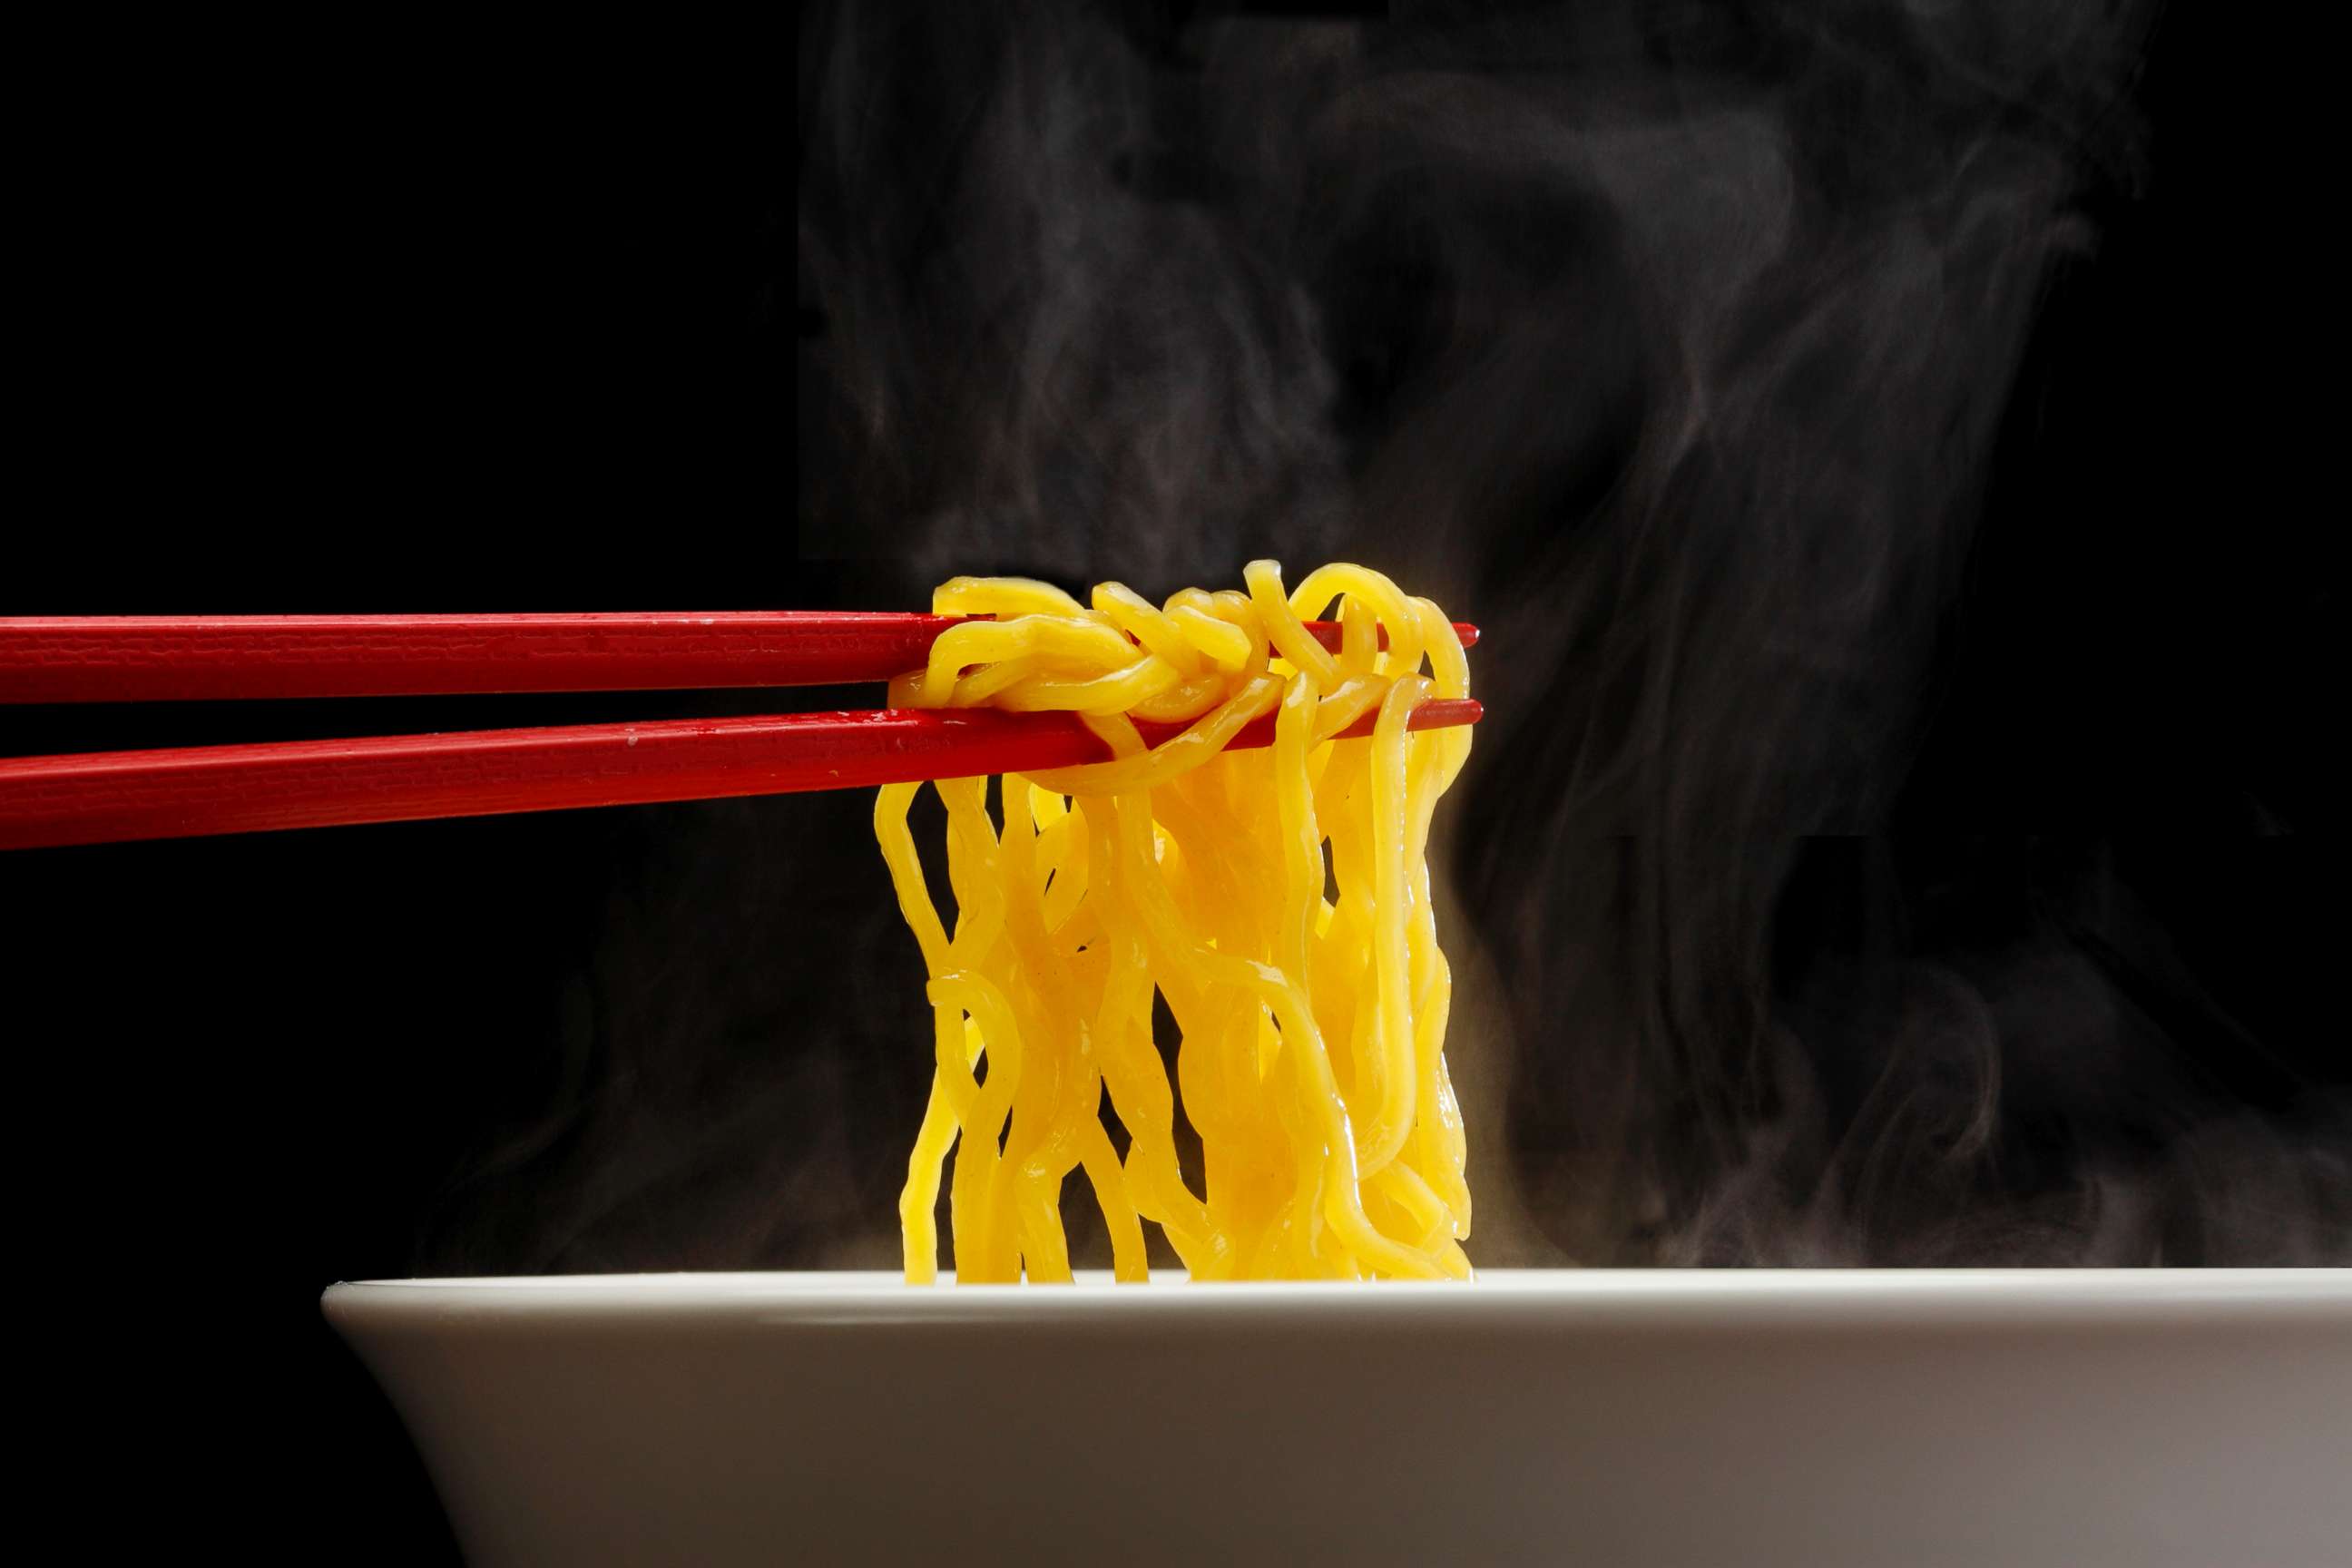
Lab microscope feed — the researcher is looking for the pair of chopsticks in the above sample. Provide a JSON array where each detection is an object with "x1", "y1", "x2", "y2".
[{"x1": 0, "y1": 612, "x2": 1481, "y2": 850}]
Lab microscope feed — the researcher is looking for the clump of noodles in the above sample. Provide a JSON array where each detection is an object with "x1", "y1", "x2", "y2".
[{"x1": 873, "y1": 561, "x2": 1474, "y2": 1281}]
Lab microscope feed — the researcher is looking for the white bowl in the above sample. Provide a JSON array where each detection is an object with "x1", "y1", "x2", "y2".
[{"x1": 324, "y1": 1269, "x2": 2352, "y2": 1567}]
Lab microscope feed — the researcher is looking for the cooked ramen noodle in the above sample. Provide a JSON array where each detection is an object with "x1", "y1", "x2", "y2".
[{"x1": 875, "y1": 561, "x2": 1473, "y2": 1281}]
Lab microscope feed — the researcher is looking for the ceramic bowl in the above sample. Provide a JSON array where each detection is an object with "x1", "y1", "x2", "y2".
[{"x1": 324, "y1": 1269, "x2": 2352, "y2": 1567}]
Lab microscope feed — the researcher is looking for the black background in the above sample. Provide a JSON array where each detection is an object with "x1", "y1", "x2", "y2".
[{"x1": 7, "y1": 4, "x2": 2342, "y2": 1562}]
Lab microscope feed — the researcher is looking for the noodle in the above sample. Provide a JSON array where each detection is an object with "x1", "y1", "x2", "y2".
[{"x1": 877, "y1": 561, "x2": 1473, "y2": 1282}]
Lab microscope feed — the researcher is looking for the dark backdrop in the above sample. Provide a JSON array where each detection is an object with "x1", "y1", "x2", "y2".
[{"x1": 7, "y1": 3, "x2": 2342, "y2": 1562}]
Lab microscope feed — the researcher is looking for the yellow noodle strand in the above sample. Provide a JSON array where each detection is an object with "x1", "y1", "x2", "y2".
[{"x1": 880, "y1": 562, "x2": 1473, "y2": 1282}]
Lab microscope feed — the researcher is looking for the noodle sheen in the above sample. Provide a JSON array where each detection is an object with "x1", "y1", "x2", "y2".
[{"x1": 877, "y1": 562, "x2": 1473, "y2": 1282}]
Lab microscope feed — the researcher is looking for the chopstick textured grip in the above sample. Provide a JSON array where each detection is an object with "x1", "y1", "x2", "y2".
[{"x1": 0, "y1": 701, "x2": 1479, "y2": 849}]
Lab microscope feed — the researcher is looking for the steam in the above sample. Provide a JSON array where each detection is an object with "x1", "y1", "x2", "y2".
[{"x1": 433, "y1": 0, "x2": 2352, "y2": 1274}]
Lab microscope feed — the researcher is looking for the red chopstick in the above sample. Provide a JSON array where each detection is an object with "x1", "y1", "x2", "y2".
[
  {"x1": 0, "y1": 699, "x2": 1483, "y2": 850},
  {"x1": 0, "y1": 612, "x2": 1483, "y2": 703}
]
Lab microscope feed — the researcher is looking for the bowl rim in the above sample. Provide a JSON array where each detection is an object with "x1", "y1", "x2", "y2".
[{"x1": 321, "y1": 1267, "x2": 2352, "y2": 1330}]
